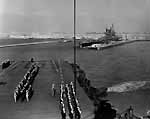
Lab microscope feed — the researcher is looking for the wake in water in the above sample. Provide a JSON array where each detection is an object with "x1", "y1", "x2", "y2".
[{"x1": 107, "y1": 81, "x2": 150, "y2": 93}]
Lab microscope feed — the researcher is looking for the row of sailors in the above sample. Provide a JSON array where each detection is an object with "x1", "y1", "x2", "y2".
[
  {"x1": 14, "y1": 75, "x2": 33, "y2": 102},
  {"x1": 69, "y1": 82, "x2": 81, "y2": 119},
  {"x1": 60, "y1": 82, "x2": 81, "y2": 119},
  {"x1": 24, "y1": 64, "x2": 39, "y2": 81},
  {"x1": 70, "y1": 83, "x2": 82, "y2": 119},
  {"x1": 60, "y1": 82, "x2": 66, "y2": 119},
  {"x1": 65, "y1": 84, "x2": 74, "y2": 119},
  {"x1": 14, "y1": 83, "x2": 33, "y2": 102},
  {"x1": 23, "y1": 64, "x2": 39, "y2": 87},
  {"x1": 14, "y1": 64, "x2": 39, "y2": 102}
]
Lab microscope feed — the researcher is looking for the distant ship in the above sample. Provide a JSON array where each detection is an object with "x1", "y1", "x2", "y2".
[
  {"x1": 79, "y1": 24, "x2": 122, "y2": 49},
  {"x1": 102, "y1": 24, "x2": 122, "y2": 42}
]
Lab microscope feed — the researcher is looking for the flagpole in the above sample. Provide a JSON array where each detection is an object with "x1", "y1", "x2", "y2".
[{"x1": 73, "y1": 0, "x2": 76, "y2": 94}]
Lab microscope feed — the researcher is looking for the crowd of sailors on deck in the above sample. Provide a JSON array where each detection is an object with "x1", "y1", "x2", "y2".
[
  {"x1": 14, "y1": 63, "x2": 39, "y2": 102},
  {"x1": 71, "y1": 64, "x2": 117, "y2": 119},
  {"x1": 60, "y1": 81, "x2": 81, "y2": 119},
  {"x1": 115, "y1": 106, "x2": 150, "y2": 119}
]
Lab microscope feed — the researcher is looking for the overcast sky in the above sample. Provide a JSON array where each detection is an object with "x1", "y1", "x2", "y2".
[{"x1": 0, "y1": 0, "x2": 149, "y2": 34}]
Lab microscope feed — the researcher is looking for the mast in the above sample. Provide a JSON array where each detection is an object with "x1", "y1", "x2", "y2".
[{"x1": 73, "y1": 0, "x2": 77, "y2": 93}]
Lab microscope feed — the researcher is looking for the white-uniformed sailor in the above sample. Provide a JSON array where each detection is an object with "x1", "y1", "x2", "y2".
[
  {"x1": 14, "y1": 89, "x2": 19, "y2": 103},
  {"x1": 20, "y1": 87, "x2": 26, "y2": 96},
  {"x1": 69, "y1": 103, "x2": 74, "y2": 119},
  {"x1": 77, "y1": 106, "x2": 81, "y2": 119},
  {"x1": 26, "y1": 90, "x2": 29, "y2": 102},
  {"x1": 17, "y1": 84, "x2": 21, "y2": 91},
  {"x1": 26, "y1": 85, "x2": 32, "y2": 102},
  {"x1": 51, "y1": 83, "x2": 56, "y2": 96},
  {"x1": 14, "y1": 91, "x2": 17, "y2": 103},
  {"x1": 19, "y1": 81, "x2": 24, "y2": 88},
  {"x1": 24, "y1": 83, "x2": 29, "y2": 90},
  {"x1": 21, "y1": 78, "x2": 26, "y2": 84},
  {"x1": 61, "y1": 82, "x2": 66, "y2": 98},
  {"x1": 24, "y1": 72, "x2": 30, "y2": 80},
  {"x1": 60, "y1": 101, "x2": 66, "y2": 119}
]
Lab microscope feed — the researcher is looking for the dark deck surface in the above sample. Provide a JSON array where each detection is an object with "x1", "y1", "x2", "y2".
[{"x1": 0, "y1": 60, "x2": 93, "y2": 119}]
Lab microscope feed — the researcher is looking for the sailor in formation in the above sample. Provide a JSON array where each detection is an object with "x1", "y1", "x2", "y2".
[
  {"x1": 26, "y1": 85, "x2": 33, "y2": 102},
  {"x1": 52, "y1": 83, "x2": 56, "y2": 97},
  {"x1": 14, "y1": 89, "x2": 19, "y2": 103},
  {"x1": 60, "y1": 101, "x2": 66, "y2": 119}
]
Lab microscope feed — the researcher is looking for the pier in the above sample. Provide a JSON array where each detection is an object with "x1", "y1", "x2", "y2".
[{"x1": 79, "y1": 38, "x2": 150, "y2": 50}]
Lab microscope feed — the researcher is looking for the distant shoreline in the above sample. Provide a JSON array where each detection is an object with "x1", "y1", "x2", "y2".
[{"x1": 0, "y1": 40, "x2": 58, "y2": 49}]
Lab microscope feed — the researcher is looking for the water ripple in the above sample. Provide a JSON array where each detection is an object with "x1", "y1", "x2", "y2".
[{"x1": 107, "y1": 81, "x2": 150, "y2": 93}]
